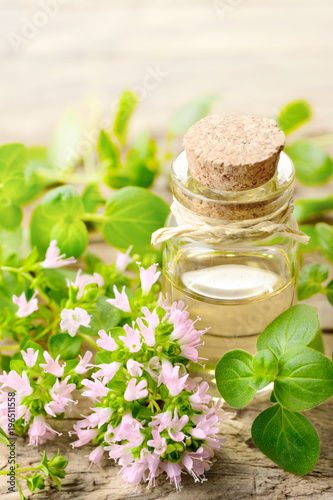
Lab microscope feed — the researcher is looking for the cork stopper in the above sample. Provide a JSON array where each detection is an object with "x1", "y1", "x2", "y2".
[{"x1": 183, "y1": 113, "x2": 285, "y2": 191}]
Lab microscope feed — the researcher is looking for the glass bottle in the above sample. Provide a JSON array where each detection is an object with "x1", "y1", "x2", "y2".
[{"x1": 162, "y1": 149, "x2": 300, "y2": 375}]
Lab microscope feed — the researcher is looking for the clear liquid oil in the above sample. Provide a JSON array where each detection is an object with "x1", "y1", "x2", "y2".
[{"x1": 164, "y1": 245, "x2": 296, "y2": 371}]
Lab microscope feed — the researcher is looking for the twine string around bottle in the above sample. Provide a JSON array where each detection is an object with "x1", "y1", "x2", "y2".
[{"x1": 151, "y1": 198, "x2": 310, "y2": 246}]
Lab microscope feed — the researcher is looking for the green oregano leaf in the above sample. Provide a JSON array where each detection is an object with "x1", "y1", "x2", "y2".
[
  {"x1": 81, "y1": 183, "x2": 105, "y2": 213},
  {"x1": 0, "y1": 201, "x2": 22, "y2": 231},
  {"x1": 27, "y1": 472, "x2": 46, "y2": 493},
  {"x1": 215, "y1": 350, "x2": 257, "y2": 407},
  {"x1": 50, "y1": 217, "x2": 88, "y2": 258},
  {"x1": 298, "y1": 263, "x2": 329, "y2": 300},
  {"x1": 316, "y1": 222, "x2": 333, "y2": 264},
  {"x1": 286, "y1": 141, "x2": 333, "y2": 185},
  {"x1": 256, "y1": 304, "x2": 320, "y2": 358},
  {"x1": 80, "y1": 296, "x2": 121, "y2": 336},
  {"x1": 277, "y1": 100, "x2": 311, "y2": 135},
  {"x1": 326, "y1": 280, "x2": 333, "y2": 306},
  {"x1": 49, "y1": 334, "x2": 82, "y2": 360},
  {"x1": 30, "y1": 205, "x2": 54, "y2": 256},
  {"x1": 113, "y1": 91, "x2": 137, "y2": 145},
  {"x1": 274, "y1": 346, "x2": 333, "y2": 411},
  {"x1": 307, "y1": 329, "x2": 325, "y2": 354},
  {"x1": 102, "y1": 186, "x2": 170, "y2": 251},
  {"x1": 0, "y1": 426, "x2": 12, "y2": 445},
  {"x1": 98, "y1": 130, "x2": 120, "y2": 168},
  {"x1": 42, "y1": 185, "x2": 84, "y2": 220},
  {"x1": 250, "y1": 349, "x2": 278, "y2": 390},
  {"x1": 294, "y1": 195, "x2": 333, "y2": 223},
  {"x1": 251, "y1": 404, "x2": 320, "y2": 475}
]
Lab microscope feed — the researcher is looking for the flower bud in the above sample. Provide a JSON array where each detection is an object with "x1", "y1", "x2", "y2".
[{"x1": 48, "y1": 452, "x2": 68, "y2": 470}]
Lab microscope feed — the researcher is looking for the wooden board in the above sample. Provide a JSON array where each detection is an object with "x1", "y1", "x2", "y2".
[{"x1": 1, "y1": 396, "x2": 332, "y2": 500}]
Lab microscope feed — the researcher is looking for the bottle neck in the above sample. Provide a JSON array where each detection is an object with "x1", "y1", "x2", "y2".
[{"x1": 171, "y1": 150, "x2": 295, "y2": 223}]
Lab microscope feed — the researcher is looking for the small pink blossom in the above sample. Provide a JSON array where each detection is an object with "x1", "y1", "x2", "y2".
[
  {"x1": 136, "y1": 317, "x2": 156, "y2": 347},
  {"x1": 180, "y1": 447, "x2": 211, "y2": 481},
  {"x1": 67, "y1": 269, "x2": 104, "y2": 299},
  {"x1": 121, "y1": 459, "x2": 149, "y2": 485},
  {"x1": 126, "y1": 359, "x2": 143, "y2": 377},
  {"x1": 60, "y1": 307, "x2": 91, "y2": 337},
  {"x1": 158, "y1": 359, "x2": 188, "y2": 397},
  {"x1": 70, "y1": 424, "x2": 98, "y2": 448},
  {"x1": 124, "y1": 378, "x2": 148, "y2": 402},
  {"x1": 96, "y1": 329, "x2": 118, "y2": 351},
  {"x1": 0, "y1": 370, "x2": 33, "y2": 397},
  {"x1": 12, "y1": 291, "x2": 38, "y2": 318},
  {"x1": 119, "y1": 324, "x2": 142, "y2": 353},
  {"x1": 190, "y1": 412, "x2": 219, "y2": 440},
  {"x1": 137, "y1": 263, "x2": 161, "y2": 295},
  {"x1": 85, "y1": 445, "x2": 104, "y2": 468},
  {"x1": 141, "y1": 307, "x2": 160, "y2": 329},
  {"x1": 75, "y1": 351, "x2": 93, "y2": 375},
  {"x1": 21, "y1": 348, "x2": 38, "y2": 368},
  {"x1": 41, "y1": 240, "x2": 77, "y2": 268},
  {"x1": 105, "y1": 443, "x2": 133, "y2": 467},
  {"x1": 93, "y1": 362, "x2": 121, "y2": 384},
  {"x1": 189, "y1": 381, "x2": 211, "y2": 410},
  {"x1": 87, "y1": 407, "x2": 112, "y2": 429},
  {"x1": 160, "y1": 461, "x2": 182, "y2": 491},
  {"x1": 156, "y1": 292, "x2": 169, "y2": 309},
  {"x1": 40, "y1": 352, "x2": 65, "y2": 378},
  {"x1": 45, "y1": 376, "x2": 76, "y2": 417},
  {"x1": 28, "y1": 415, "x2": 61, "y2": 446},
  {"x1": 168, "y1": 409, "x2": 189, "y2": 442},
  {"x1": 115, "y1": 246, "x2": 133, "y2": 272},
  {"x1": 148, "y1": 411, "x2": 172, "y2": 432},
  {"x1": 106, "y1": 286, "x2": 131, "y2": 313},
  {"x1": 81, "y1": 378, "x2": 109, "y2": 401},
  {"x1": 0, "y1": 392, "x2": 26, "y2": 433},
  {"x1": 112, "y1": 413, "x2": 144, "y2": 447},
  {"x1": 185, "y1": 376, "x2": 203, "y2": 392},
  {"x1": 147, "y1": 429, "x2": 167, "y2": 455}
]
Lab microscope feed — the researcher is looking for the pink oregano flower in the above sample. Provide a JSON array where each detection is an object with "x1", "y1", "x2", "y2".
[
  {"x1": 0, "y1": 370, "x2": 33, "y2": 396},
  {"x1": 106, "y1": 285, "x2": 131, "y2": 313},
  {"x1": 137, "y1": 263, "x2": 161, "y2": 295},
  {"x1": 12, "y1": 290, "x2": 38, "y2": 318},
  {"x1": 41, "y1": 240, "x2": 77, "y2": 268},
  {"x1": 60, "y1": 307, "x2": 92, "y2": 337},
  {"x1": 66, "y1": 269, "x2": 104, "y2": 299},
  {"x1": 21, "y1": 348, "x2": 38, "y2": 368},
  {"x1": 119, "y1": 324, "x2": 142, "y2": 352},
  {"x1": 115, "y1": 246, "x2": 133, "y2": 272},
  {"x1": 124, "y1": 378, "x2": 148, "y2": 402},
  {"x1": 96, "y1": 329, "x2": 118, "y2": 352},
  {"x1": 40, "y1": 351, "x2": 65, "y2": 378},
  {"x1": 28, "y1": 415, "x2": 61, "y2": 446}
]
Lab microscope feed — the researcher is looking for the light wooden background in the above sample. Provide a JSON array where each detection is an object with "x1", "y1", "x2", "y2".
[{"x1": 1, "y1": 1, "x2": 333, "y2": 499}]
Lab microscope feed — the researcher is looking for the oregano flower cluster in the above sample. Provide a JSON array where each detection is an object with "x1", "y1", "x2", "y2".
[
  {"x1": 70, "y1": 297, "x2": 226, "y2": 490},
  {"x1": 0, "y1": 345, "x2": 90, "y2": 445}
]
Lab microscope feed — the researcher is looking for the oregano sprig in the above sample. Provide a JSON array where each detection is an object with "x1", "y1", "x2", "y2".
[{"x1": 215, "y1": 304, "x2": 333, "y2": 475}]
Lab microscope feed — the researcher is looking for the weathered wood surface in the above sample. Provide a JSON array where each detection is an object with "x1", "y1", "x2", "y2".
[
  {"x1": 1, "y1": 395, "x2": 333, "y2": 500},
  {"x1": 1, "y1": 1, "x2": 333, "y2": 499}
]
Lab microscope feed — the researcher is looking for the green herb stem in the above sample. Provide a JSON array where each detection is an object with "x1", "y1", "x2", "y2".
[
  {"x1": 34, "y1": 319, "x2": 60, "y2": 341},
  {"x1": 78, "y1": 332, "x2": 100, "y2": 350},
  {"x1": 81, "y1": 213, "x2": 106, "y2": 223},
  {"x1": 0, "y1": 344, "x2": 19, "y2": 351}
]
